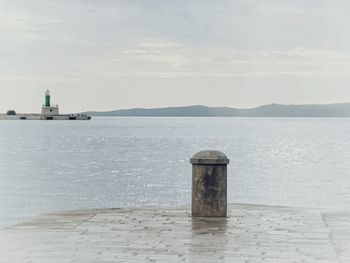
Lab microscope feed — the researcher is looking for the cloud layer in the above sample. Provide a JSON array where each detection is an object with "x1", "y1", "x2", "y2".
[{"x1": 1, "y1": 0, "x2": 350, "y2": 112}]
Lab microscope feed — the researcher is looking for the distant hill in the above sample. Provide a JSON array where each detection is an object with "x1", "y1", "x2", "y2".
[{"x1": 84, "y1": 103, "x2": 350, "y2": 117}]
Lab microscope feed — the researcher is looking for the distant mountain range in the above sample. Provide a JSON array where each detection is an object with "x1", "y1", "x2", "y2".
[{"x1": 84, "y1": 103, "x2": 350, "y2": 117}]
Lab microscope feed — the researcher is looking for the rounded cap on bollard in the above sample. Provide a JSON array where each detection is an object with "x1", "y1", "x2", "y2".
[{"x1": 190, "y1": 150, "x2": 230, "y2": 165}]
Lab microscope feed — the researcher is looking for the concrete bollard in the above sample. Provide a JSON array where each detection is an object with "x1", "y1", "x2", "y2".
[{"x1": 190, "y1": 150, "x2": 229, "y2": 217}]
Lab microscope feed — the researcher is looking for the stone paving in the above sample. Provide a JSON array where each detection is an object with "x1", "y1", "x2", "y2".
[{"x1": 0, "y1": 203, "x2": 350, "y2": 262}]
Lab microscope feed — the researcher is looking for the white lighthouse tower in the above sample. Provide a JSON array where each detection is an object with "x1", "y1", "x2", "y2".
[{"x1": 41, "y1": 90, "x2": 59, "y2": 116}]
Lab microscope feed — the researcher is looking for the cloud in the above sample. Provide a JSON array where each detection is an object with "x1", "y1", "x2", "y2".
[
  {"x1": 140, "y1": 41, "x2": 186, "y2": 48},
  {"x1": 74, "y1": 38, "x2": 350, "y2": 80},
  {"x1": 2, "y1": 0, "x2": 350, "y2": 82},
  {"x1": 0, "y1": 8, "x2": 61, "y2": 39},
  {"x1": 122, "y1": 49, "x2": 148, "y2": 54}
]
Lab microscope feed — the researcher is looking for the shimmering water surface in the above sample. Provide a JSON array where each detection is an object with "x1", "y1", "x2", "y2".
[{"x1": 1, "y1": 117, "x2": 350, "y2": 227}]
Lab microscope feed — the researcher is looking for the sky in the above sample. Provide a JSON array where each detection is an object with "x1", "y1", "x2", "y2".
[{"x1": 2, "y1": 0, "x2": 350, "y2": 113}]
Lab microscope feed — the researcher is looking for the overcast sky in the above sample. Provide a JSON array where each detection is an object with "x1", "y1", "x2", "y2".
[{"x1": 2, "y1": 0, "x2": 350, "y2": 113}]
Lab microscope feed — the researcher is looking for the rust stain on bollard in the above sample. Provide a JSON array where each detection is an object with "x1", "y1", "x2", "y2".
[{"x1": 190, "y1": 150, "x2": 229, "y2": 217}]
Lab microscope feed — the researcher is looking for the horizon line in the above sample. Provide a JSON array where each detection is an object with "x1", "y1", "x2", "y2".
[{"x1": 84, "y1": 101, "x2": 350, "y2": 113}]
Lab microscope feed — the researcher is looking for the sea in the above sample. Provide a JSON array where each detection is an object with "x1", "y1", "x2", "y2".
[{"x1": 1, "y1": 117, "x2": 350, "y2": 227}]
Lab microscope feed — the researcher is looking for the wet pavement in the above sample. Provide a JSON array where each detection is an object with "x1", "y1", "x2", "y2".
[{"x1": 0, "y1": 203, "x2": 349, "y2": 262}]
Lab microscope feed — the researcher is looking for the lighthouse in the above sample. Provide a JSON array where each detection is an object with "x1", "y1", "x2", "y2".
[
  {"x1": 45, "y1": 90, "x2": 51, "y2": 107},
  {"x1": 0, "y1": 89, "x2": 91, "y2": 120},
  {"x1": 41, "y1": 90, "x2": 59, "y2": 116}
]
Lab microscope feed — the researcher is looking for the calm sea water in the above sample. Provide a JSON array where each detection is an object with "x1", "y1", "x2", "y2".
[{"x1": 1, "y1": 117, "x2": 350, "y2": 227}]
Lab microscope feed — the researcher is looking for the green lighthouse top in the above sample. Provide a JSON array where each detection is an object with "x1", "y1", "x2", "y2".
[{"x1": 45, "y1": 90, "x2": 51, "y2": 107}]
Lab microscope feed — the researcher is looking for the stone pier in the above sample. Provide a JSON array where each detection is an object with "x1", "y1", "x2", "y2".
[{"x1": 1, "y1": 203, "x2": 350, "y2": 262}]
